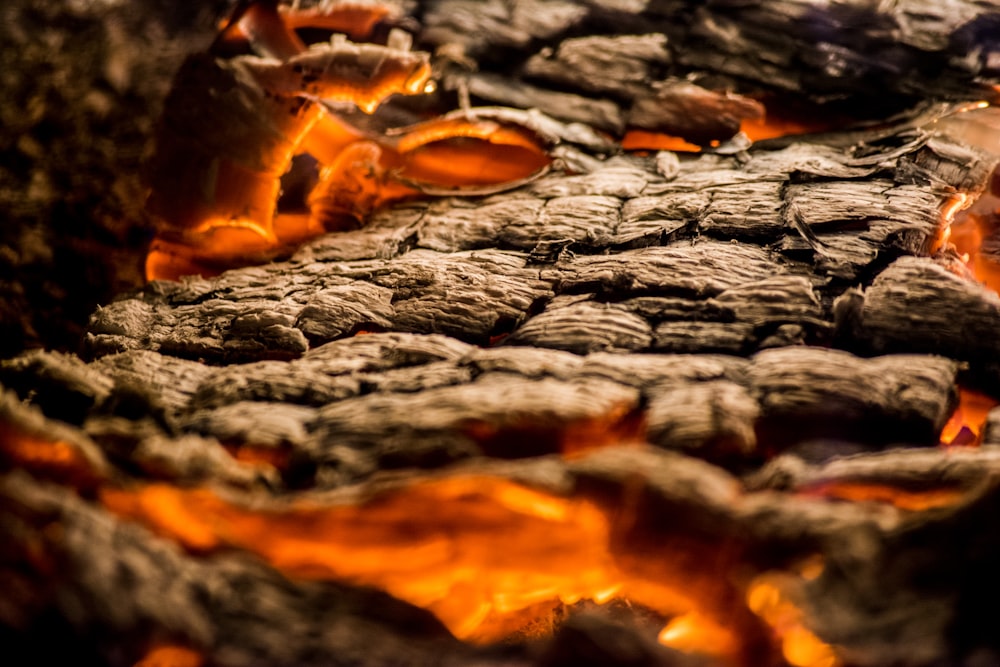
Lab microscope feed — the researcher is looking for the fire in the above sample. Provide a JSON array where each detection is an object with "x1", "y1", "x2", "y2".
[
  {"x1": 464, "y1": 403, "x2": 646, "y2": 459},
  {"x1": 221, "y1": 443, "x2": 292, "y2": 471},
  {"x1": 940, "y1": 387, "x2": 998, "y2": 446},
  {"x1": 935, "y1": 106, "x2": 1000, "y2": 294},
  {"x1": 620, "y1": 131, "x2": 703, "y2": 153},
  {"x1": 133, "y1": 645, "x2": 204, "y2": 667},
  {"x1": 144, "y1": 2, "x2": 552, "y2": 282},
  {"x1": 0, "y1": 422, "x2": 105, "y2": 491},
  {"x1": 96, "y1": 476, "x2": 773, "y2": 660},
  {"x1": 797, "y1": 481, "x2": 965, "y2": 512},
  {"x1": 657, "y1": 611, "x2": 737, "y2": 657},
  {"x1": 747, "y1": 573, "x2": 839, "y2": 667},
  {"x1": 621, "y1": 99, "x2": 845, "y2": 152},
  {"x1": 0, "y1": 409, "x2": 846, "y2": 664},
  {"x1": 99, "y1": 479, "x2": 619, "y2": 641}
]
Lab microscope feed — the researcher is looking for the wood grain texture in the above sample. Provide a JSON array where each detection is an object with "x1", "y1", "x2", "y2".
[
  {"x1": 7, "y1": 2, "x2": 1000, "y2": 666},
  {"x1": 84, "y1": 133, "x2": 996, "y2": 366},
  {"x1": 421, "y1": 0, "x2": 1000, "y2": 140}
]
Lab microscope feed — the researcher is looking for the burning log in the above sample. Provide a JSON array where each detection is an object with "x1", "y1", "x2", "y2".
[
  {"x1": 836, "y1": 255, "x2": 1000, "y2": 391},
  {"x1": 5, "y1": 382, "x2": 1000, "y2": 667},
  {"x1": 10, "y1": 1, "x2": 1000, "y2": 666},
  {"x1": 422, "y1": 0, "x2": 1000, "y2": 143},
  {"x1": 88, "y1": 131, "x2": 995, "y2": 366}
]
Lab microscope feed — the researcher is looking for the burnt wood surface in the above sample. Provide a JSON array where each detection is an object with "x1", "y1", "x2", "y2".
[
  {"x1": 6, "y1": 0, "x2": 1000, "y2": 356},
  {"x1": 6, "y1": 390, "x2": 1000, "y2": 666},
  {"x1": 85, "y1": 132, "x2": 996, "y2": 368},
  {"x1": 7, "y1": 2, "x2": 1000, "y2": 667},
  {"x1": 420, "y1": 0, "x2": 1000, "y2": 140},
  {"x1": 0, "y1": 340, "x2": 959, "y2": 483}
]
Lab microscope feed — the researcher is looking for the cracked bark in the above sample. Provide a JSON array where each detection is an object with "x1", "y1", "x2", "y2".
[{"x1": 6, "y1": 2, "x2": 1000, "y2": 667}]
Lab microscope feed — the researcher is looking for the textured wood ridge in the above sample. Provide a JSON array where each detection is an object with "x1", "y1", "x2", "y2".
[
  {"x1": 8, "y1": 2, "x2": 1000, "y2": 666},
  {"x1": 0, "y1": 341, "x2": 959, "y2": 484},
  {"x1": 86, "y1": 133, "x2": 996, "y2": 367},
  {"x1": 420, "y1": 0, "x2": 1000, "y2": 140},
  {"x1": 6, "y1": 389, "x2": 1000, "y2": 666}
]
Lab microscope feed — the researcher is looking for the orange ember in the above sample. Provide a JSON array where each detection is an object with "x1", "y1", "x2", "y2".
[
  {"x1": 940, "y1": 387, "x2": 998, "y2": 446},
  {"x1": 0, "y1": 423, "x2": 104, "y2": 490},
  {"x1": 620, "y1": 130, "x2": 703, "y2": 153},
  {"x1": 948, "y1": 204, "x2": 1000, "y2": 294},
  {"x1": 657, "y1": 611, "x2": 737, "y2": 658},
  {"x1": 145, "y1": 115, "x2": 552, "y2": 282},
  {"x1": 621, "y1": 102, "x2": 844, "y2": 152},
  {"x1": 463, "y1": 403, "x2": 646, "y2": 459},
  {"x1": 133, "y1": 645, "x2": 204, "y2": 667},
  {"x1": 797, "y1": 481, "x2": 965, "y2": 512},
  {"x1": 739, "y1": 115, "x2": 829, "y2": 142},
  {"x1": 221, "y1": 443, "x2": 292, "y2": 471},
  {"x1": 96, "y1": 475, "x2": 804, "y2": 663},
  {"x1": 748, "y1": 573, "x2": 839, "y2": 667},
  {"x1": 145, "y1": 2, "x2": 555, "y2": 282}
]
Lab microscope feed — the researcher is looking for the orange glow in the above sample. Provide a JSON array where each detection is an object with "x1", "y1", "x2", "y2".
[
  {"x1": 739, "y1": 114, "x2": 835, "y2": 142},
  {"x1": 462, "y1": 404, "x2": 645, "y2": 459},
  {"x1": 146, "y1": 16, "x2": 553, "y2": 282},
  {"x1": 940, "y1": 387, "x2": 998, "y2": 446},
  {"x1": 747, "y1": 574, "x2": 839, "y2": 667},
  {"x1": 220, "y1": 4, "x2": 395, "y2": 43},
  {"x1": 99, "y1": 476, "x2": 756, "y2": 660},
  {"x1": 621, "y1": 130, "x2": 702, "y2": 152},
  {"x1": 558, "y1": 405, "x2": 645, "y2": 458},
  {"x1": 621, "y1": 105, "x2": 842, "y2": 152},
  {"x1": 221, "y1": 444, "x2": 291, "y2": 471},
  {"x1": 394, "y1": 128, "x2": 551, "y2": 188},
  {"x1": 797, "y1": 481, "x2": 965, "y2": 512},
  {"x1": 146, "y1": 120, "x2": 552, "y2": 281},
  {"x1": 658, "y1": 611, "x2": 737, "y2": 657},
  {"x1": 933, "y1": 193, "x2": 971, "y2": 254},
  {"x1": 949, "y1": 207, "x2": 1000, "y2": 295},
  {"x1": 0, "y1": 423, "x2": 104, "y2": 490},
  {"x1": 133, "y1": 645, "x2": 204, "y2": 667}
]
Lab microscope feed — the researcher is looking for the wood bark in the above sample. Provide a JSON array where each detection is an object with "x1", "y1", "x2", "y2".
[
  {"x1": 6, "y1": 389, "x2": 1000, "y2": 666},
  {"x1": 7, "y1": 1, "x2": 1000, "y2": 666},
  {"x1": 420, "y1": 0, "x2": 1000, "y2": 141},
  {"x1": 835, "y1": 255, "x2": 1000, "y2": 391},
  {"x1": 84, "y1": 134, "x2": 995, "y2": 367},
  {"x1": 6, "y1": 0, "x2": 1000, "y2": 356}
]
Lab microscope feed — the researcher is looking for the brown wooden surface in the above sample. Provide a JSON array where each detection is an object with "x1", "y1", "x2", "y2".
[{"x1": 7, "y1": 2, "x2": 1000, "y2": 666}]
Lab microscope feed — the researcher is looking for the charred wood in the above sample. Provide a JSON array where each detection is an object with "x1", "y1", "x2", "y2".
[
  {"x1": 421, "y1": 0, "x2": 1000, "y2": 142},
  {"x1": 3, "y1": 336, "x2": 958, "y2": 482},
  {"x1": 83, "y1": 133, "x2": 994, "y2": 366},
  {"x1": 835, "y1": 255, "x2": 1000, "y2": 391}
]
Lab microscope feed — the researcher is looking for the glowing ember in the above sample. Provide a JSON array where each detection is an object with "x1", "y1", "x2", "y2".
[
  {"x1": 621, "y1": 100, "x2": 845, "y2": 151},
  {"x1": 940, "y1": 388, "x2": 999, "y2": 446},
  {"x1": 657, "y1": 611, "x2": 737, "y2": 658},
  {"x1": 0, "y1": 423, "x2": 104, "y2": 490},
  {"x1": 797, "y1": 481, "x2": 965, "y2": 512},
  {"x1": 620, "y1": 130, "x2": 703, "y2": 153},
  {"x1": 934, "y1": 193, "x2": 973, "y2": 255},
  {"x1": 747, "y1": 574, "x2": 839, "y2": 667},
  {"x1": 133, "y1": 645, "x2": 204, "y2": 667},
  {"x1": 143, "y1": 4, "x2": 552, "y2": 282},
  {"x1": 739, "y1": 114, "x2": 833, "y2": 142},
  {"x1": 0, "y1": 411, "x2": 848, "y2": 664},
  {"x1": 100, "y1": 479, "x2": 614, "y2": 641},
  {"x1": 96, "y1": 476, "x2": 764, "y2": 659},
  {"x1": 221, "y1": 443, "x2": 292, "y2": 471}
]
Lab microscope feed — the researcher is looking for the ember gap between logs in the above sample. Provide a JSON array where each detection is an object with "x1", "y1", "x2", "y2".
[{"x1": 5, "y1": 1, "x2": 1000, "y2": 666}]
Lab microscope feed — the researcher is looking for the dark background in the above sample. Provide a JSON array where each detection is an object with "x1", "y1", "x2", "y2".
[{"x1": 0, "y1": 0, "x2": 230, "y2": 357}]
